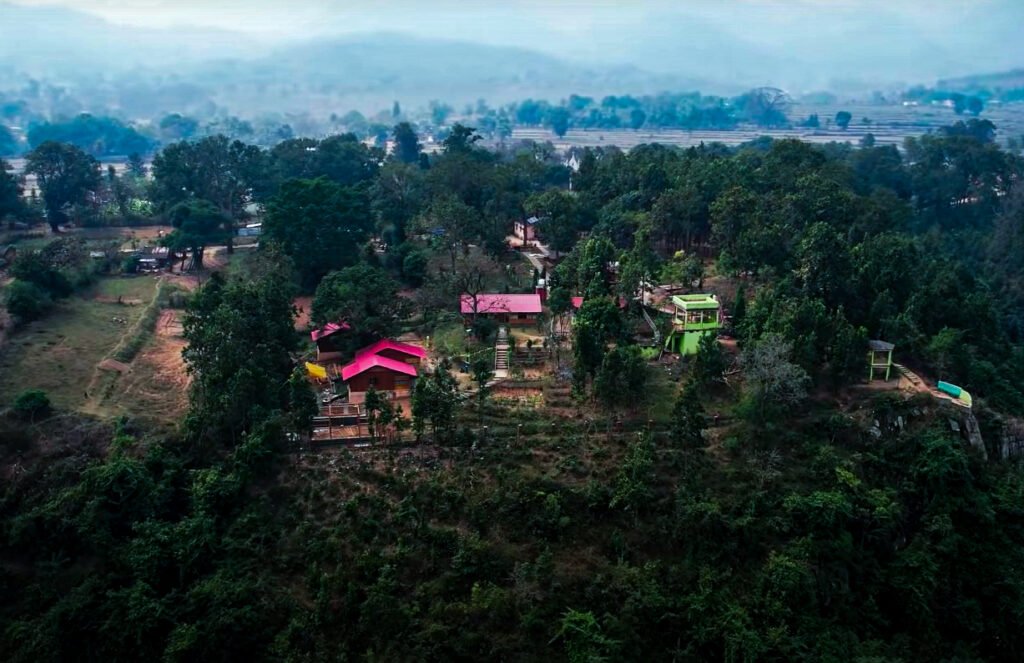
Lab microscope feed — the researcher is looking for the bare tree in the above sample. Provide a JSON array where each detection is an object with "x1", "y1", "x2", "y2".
[
  {"x1": 741, "y1": 333, "x2": 809, "y2": 419},
  {"x1": 739, "y1": 87, "x2": 792, "y2": 128}
]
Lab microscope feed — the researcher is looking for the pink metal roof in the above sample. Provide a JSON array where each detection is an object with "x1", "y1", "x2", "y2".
[
  {"x1": 340, "y1": 354, "x2": 418, "y2": 381},
  {"x1": 310, "y1": 321, "x2": 351, "y2": 342},
  {"x1": 460, "y1": 293, "x2": 543, "y2": 315},
  {"x1": 355, "y1": 338, "x2": 427, "y2": 359}
]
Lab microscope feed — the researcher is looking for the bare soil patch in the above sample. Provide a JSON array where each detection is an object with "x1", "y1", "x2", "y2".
[
  {"x1": 97, "y1": 358, "x2": 131, "y2": 374},
  {"x1": 294, "y1": 296, "x2": 313, "y2": 331}
]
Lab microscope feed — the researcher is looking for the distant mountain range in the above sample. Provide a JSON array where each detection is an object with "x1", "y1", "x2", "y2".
[
  {"x1": 0, "y1": 2, "x2": 1022, "y2": 119},
  {"x1": 0, "y1": 4, "x2": 707, "y2": 116}
]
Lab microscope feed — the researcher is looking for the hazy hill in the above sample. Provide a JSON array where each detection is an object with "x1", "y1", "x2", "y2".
[
  {"x1": 1, "y1": 1, "x2": 1022, "y2": 119},
  {"x1": 0, "y1": 3, "x2": 263, "y2": 75},
  {"x1": 0, "y1": 4, "x2": 698, "y2": 116}
]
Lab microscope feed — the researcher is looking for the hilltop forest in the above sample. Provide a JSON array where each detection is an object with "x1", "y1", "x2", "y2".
[{"x1": 2, "y1": 118, "x2": 1024, "y2": 661}]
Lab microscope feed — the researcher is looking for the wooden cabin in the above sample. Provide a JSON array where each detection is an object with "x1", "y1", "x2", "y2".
[{"x1": 341, "y1": 354, "x2": 417, "y2": 401}]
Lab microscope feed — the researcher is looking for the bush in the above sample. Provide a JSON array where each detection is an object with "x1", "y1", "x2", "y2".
[
  {"x1": 471, "y1": 316, "x2": 498, "y2": 342},
  {"x1": 9, "y1": 251, "x2": 72, "y2": 297},
  {"x1": 5, "y1": 279, "x2": 52, "y2": 322},
  {"x1": 11, "y1": 389, "x2": 51, "y2": 421}
]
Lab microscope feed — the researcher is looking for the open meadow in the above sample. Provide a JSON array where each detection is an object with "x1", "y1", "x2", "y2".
[{"x1": 0, "y1": 274, "x2": 188, "y2": 425}]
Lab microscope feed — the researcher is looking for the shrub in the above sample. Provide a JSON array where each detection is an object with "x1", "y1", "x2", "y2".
[
  {"x1": 11, "y1": 389, "x2": 51, "y2": 421},
  {"x1": 5, "y1": 279, "x2": 52, "y2": 322}
]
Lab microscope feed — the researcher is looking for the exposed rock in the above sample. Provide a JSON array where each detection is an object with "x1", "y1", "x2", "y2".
[
  {"x1": 960, "y1": 411, "x2": 986, "y2": 460},
  {"x1": 996, "y1": 417, "x2": 1024, "y2": 461}
]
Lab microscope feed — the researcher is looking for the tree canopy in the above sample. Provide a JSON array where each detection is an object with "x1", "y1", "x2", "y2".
[
  {"x1": 24, "y1": 140, "x2": 101, "y2": 231},
  {"x1": 263, "y1": 177, "x2": 373, "y2": 289}
]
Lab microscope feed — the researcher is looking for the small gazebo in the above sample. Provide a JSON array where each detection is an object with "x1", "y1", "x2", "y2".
[{"x1": 867, "y1": 340, "x2": 895, "y2": 381}]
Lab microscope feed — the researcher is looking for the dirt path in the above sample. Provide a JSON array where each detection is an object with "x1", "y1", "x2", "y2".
[{"x1": 294, "y1": 296, "x2": 313, "y2": 331}]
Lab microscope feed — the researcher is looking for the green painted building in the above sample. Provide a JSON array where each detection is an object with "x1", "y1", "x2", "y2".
[{"x1": 665, "y1": 294, "x2": 722, "y2": 355}]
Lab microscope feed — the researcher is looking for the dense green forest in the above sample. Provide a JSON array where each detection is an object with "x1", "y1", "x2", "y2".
[{"x1": 3, "y1": 118, "x2": 1024, "y2": 660}]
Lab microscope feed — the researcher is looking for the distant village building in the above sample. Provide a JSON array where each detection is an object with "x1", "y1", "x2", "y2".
[
  {"x1": 461, "y1": 293, "x2": 543, "y2": 326},
  {"x1": 237, "y1": 222, "x2": 262, "y2": 237},
  {"x1": 513, "y1": 216, "x2": 540, "y2": 245},
  {"x1": 132, "y1": 246, "x2": 175, "y2": 273}
]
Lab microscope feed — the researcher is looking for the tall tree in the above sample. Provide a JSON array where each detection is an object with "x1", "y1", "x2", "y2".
[
  {"x1": 420, "y1": 195, "x2": 478, "y2": 272},
  {"x1": 670, "y1": 380, "x2": 706, "y2": 451},
  {"x1": 392, "y1": 122, "x2": 421, "y2": 165},
  {"x1": 593, "y1": 345, "x2": 647, "y2": 411},
  {"x1": 691, "y1": 332, "x2": 727, "y2": 387},
  {"x1": 163, "y1": 200, "x2": 229, "y2": 271},
  {"x1": 471, "y1": 353, "x2": 494, "y2": 426},
  {"x1": 526, "y1": 190, "x2": 580, "y2": 257},
  {"x1": 270, "y1": 135, "x2": 380, "y2": 188},
  {"x1": 151, "y1": 135, "x2": 267, "y2": 251},
  {"x1": 312, "y1": 263, "x2": 411, "y2": 344},
  {"x1": 412, "y1": 359, "x2": 459, "y2": 442},
  {"x1": 741, "y1": 333, "x2": 810, "y2": 420},
  {"x1": 0, "y1": 158, "x2": 24, "y2": 221},
  {"x1": 263, "y1": 177, "x2": 373, "y2": 289},
  {"x1": 372, "y1": 161, "x2": 427, "y2": 246},
  {"x1": 572, "y1": 297, "x2": 627, "y2": 389},
  {"x1": 24, "y1": 141, "x2": 100, "y2": 232},
  {"x1": 182, "y1": 263, "x2": 299, "y2": 446},
  {"x1": 442, "y1": 124, "x2": 482, "y2": 154}
]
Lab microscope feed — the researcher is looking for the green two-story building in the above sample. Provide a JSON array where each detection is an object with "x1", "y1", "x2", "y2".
[{"x1": 665, "y1": 294, "x2": 721, "y2": 355}]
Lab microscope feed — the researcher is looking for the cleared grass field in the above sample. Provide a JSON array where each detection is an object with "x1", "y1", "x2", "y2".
[{"x1": 0, "y1": 275, "x2": 165, "y2": 416}]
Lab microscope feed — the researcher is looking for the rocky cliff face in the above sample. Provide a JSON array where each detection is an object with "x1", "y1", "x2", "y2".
[
  {"x1": 994, "y1": 416, "x2": 1024, "y2": 460},
  {"x1": 867, "y1": 396, "x2": 1008, "y2": 462}
]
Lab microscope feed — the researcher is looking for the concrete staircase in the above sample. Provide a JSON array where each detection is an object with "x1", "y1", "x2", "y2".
[{"x1": 494, "y1": 326, "x2": 510, "y2": 379}]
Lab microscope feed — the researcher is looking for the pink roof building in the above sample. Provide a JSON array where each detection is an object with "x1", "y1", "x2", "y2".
[
  {"x1": 355, "y1": 339, "x2": 427, "y2": 360},
  {"x1": 460, "y1": 293, "x2": 543, "y2": 316},
  {"x1": 340, "y1": 354, "x2": 418, "y2": 382},
  {"x1": 310, "y1": 321, "x2": 351, "y2": 343}
]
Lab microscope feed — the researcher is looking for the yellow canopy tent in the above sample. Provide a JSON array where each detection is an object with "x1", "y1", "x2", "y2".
[{"x1": 305, "y1": 362, "x2": 328, "y2": 380}]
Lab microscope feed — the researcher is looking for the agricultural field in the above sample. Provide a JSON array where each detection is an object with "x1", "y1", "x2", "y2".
[
  {"x1": 510, "y1": 101, "x2": 1024, "y2": 151},
  {"x1": 0, "y1": 274, "x2": 187, "y2": 424}
]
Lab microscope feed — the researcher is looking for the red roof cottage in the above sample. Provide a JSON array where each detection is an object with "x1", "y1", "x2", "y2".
[{"x1": 460, "y1": 293, "x2": 543, "y2": 326}]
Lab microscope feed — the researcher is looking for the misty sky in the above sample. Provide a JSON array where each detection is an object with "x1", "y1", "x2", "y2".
[
  {"x1": 7, "y1": 1, "x2": 1004, "y2": 45},
  {"x1": 5, "y1": 0, "x2": 1022, "y2": 90}
]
